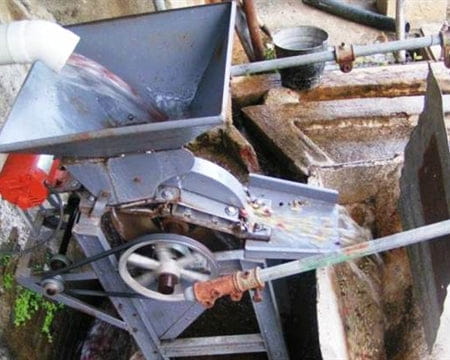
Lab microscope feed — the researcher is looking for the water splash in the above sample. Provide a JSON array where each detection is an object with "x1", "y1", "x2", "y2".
[
  {"x1": 336, "y1": 205, "x2": 382, "y2": 305},
  {"x1": 146, "y1": 86, "x2": 195, "y2": 120},
  {"x1": 336, "y1": 205, "x2": 372, "y2": 246},
  {"x1": 62, "y1": 54, "x2": 168, "y2": 127}
]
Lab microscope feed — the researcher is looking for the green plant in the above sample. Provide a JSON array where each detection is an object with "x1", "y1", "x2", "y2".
[
  {"x1": 0, "y1": 255, "x2": 11, "y2": 267},
  {"x1": 264, "y1": 46, "x2": 276, "y2": 60},
  {"x1": 14, "y1": 287, "x2": 63, "y2": 342},
  {"x1": 2, "y1": 272, "x2": 14, "y2": 290}
]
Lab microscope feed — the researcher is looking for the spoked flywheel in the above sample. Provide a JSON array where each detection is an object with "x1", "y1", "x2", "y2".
[{"x1": 118, "y1": 233, "x2": 218, "y2": 301}]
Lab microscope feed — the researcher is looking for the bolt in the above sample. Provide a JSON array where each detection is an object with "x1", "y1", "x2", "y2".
[
  {"x1": 88, "y1": 195, "x2": 95, "y2": 202},
  {"x1": 238, "y1": 223, "x2": 247, "y2": 233},
  {"x1": 225, "y1": 206, "x2": 238, "y2": 216},
  {"x1": 161, "y1": 189, "x2": 175, "y2": 201},
  {"x1": 256, "y1": 199, "x2": 265, "y2": 206},
  {"x1": 70, "y1": 180, "x2": 80, "y2": 188},
  {"x1": 183, "y1": 209, "x2": 192, "y2": 218},
  {"x1": 253, "y1": 223, "x2": 266, "y2": 232},
  {"x1": 211, "y1": 216, "x2": 219, "y2": 225}
]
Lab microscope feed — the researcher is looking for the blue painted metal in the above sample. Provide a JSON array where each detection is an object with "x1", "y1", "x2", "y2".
[
  {"x1": 245, "y1": 174, "x2": 340, "y2": 259},
  {"x1": 0, "y1": 3, "x2": 236, "y2": 157}
]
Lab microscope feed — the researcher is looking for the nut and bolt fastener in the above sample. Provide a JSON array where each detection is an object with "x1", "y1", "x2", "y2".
[
  {"x1": 225, "y1": 206, "x2": 238, "y2": 216},
  {"x1": 161, "y1": 189, "x2": 175, "y2": 201},
  {"x1": 253, "y1": 223, "x2": 265, "y2": 232},
  {"x1": 183, "y1": 209, "x2": 192, "y2": 218}
]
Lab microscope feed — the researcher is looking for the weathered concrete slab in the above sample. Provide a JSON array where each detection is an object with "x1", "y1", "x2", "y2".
[
  {"x1": 300, "y1": 62, "x2": 450, "y2": 102},
  {"x1": 242, "y1": 94, "x2": 450, "y2": 175},
  {"x1": 231, "y1": 73, "x2": 281, "y2": 107},
  {"x1": 240, "y1": 65, "x2": 450, "y2": 360},
  {"x1": 232, "y1": 62, "x2": 450, "y2": 108}
]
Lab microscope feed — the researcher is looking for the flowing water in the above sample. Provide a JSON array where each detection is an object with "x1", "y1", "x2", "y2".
[
  {"x1": 336, "y1": 205, "x2": 383, "y2": 305},
  {"x1": 146, "y1": 86, "x2": 196, "y2": 120},
  {"x1": 336, "y1": 205, "x2": 372, "y2": 246},
  {"x1": 61, "y1": 54, "x2": 168, "y2": 127}
]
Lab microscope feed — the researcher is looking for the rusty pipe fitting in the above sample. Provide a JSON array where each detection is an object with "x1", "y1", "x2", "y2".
[
  {"x1": 192, "y1": 267, "x2": 264, "y2": 308},
  {"x1": 441, "y1": 28, "x2": 450, "y2": 68},
  {"x1": 335, "y1": 43, "x2": 355, "y2": 73}
]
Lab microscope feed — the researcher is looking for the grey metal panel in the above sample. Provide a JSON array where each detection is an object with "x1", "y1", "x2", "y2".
[
  {"x1": 70, "y1": 3, "x2": 233, "y2": 117},
  {"x1": 164, "y1": 157, "x2": 247, "y2": 208},
  {"x1": 67, "y1": 149, "x2": 195, "y2": 204},
  {"x1": 0, "y1": 3, "x2": 236, "y2": 157},
  {"x1": 67, "y1": 160, "x2": 116, "y2": 200},
  {"x1": 249, "y1": 174, "x2": 338, "y2": 203},
  {"x1": 398, "y1": 67, "x2": 450, "y2": 350},
  {"x1": 160, "y1": 334, "x2": 266, "y2": 357},
  {"x1": 245, "y1": 175, "x2": 339, "y2": 259}
]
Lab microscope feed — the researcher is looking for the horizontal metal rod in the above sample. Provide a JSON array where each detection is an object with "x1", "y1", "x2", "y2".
[
  {"x1": 259, "y1": 219, "x2": 450, "y2": 282},
  {"x1": 231, "y1": 33, "x2": 442, "y2": 76},
  {"x1": 160, "y1": 334, "x2": 265, "y2": 357}
]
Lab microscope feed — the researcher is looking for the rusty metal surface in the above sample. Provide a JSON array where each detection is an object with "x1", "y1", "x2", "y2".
[
  {"x1": 398, "y1": 66, "x2": 450, "y2": 349},
  {"x1": 334, "y1": 43, "x2": 355, "y2": 73},
  {"x1": 0, "y1": 3, "x2": 236, "y2": 157},
  {"x1": 441, "y1": 29, "x2": 450, "y2": 68},
  {"x1": 242, "y1": 0, "x2": 265, "y2": 61}
]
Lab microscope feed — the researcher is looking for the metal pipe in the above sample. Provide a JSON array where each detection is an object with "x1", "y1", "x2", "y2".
[
  {"x1": 186, "y1": 218, "x2": 450, "y2": 306},
  {"x1": 259, "y1": 219, "x2": 450, "y2": 282},
  {"x1": 302, "y1": 0, "x2": 406, "y2": 33},
  {"x1": 396, "y1": 0, "x2": 406, "y2": 63},
  {"x1": 242, "y1": 0, "x2": 265, "y2": 61},
  {"x1": 231, "y1": 33, "x2": 443, "y2": 76}
]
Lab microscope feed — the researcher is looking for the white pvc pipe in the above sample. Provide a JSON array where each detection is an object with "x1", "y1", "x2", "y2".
[{"x1": 0, "y1": 20, "x2": 80, "y2": 72}]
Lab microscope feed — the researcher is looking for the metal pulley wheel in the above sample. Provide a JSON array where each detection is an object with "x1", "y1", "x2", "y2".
[{"x1": 118, "y1": 233, "x2": 218, "y2": 301}]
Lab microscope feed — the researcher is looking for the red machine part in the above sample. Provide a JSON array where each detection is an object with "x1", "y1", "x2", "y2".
[{"x1": 0, "y1": 154, "x2": 61, "y2": 210}]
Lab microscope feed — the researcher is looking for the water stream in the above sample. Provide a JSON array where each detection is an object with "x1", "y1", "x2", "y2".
[{"x1": 61, "y1": 54, "x2": 168, "y2": 128}]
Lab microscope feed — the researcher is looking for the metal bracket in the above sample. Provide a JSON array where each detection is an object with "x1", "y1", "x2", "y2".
[
  {"x1": 91, "y1": 191, "x2": 110, "y2": 220},
  {"x1": 440, "y1": 29, "x2": 450, "y2": 68},
  {"x1": 335, "y1": 43, "x2": 355, "y2": 73}
]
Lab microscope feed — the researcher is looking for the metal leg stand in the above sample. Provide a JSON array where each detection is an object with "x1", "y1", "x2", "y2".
[{"x1": 241, "y1": 260, "x2": 289, "y2": 360}]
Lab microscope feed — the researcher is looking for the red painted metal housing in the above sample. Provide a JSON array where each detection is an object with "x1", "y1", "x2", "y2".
[{"x1": 0, "y1": 154, "x2": 60, "y2": 209}]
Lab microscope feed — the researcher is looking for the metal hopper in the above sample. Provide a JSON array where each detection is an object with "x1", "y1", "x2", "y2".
[{"x1": 0, "y1": 3, "x2": 235, "y2": 158}]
